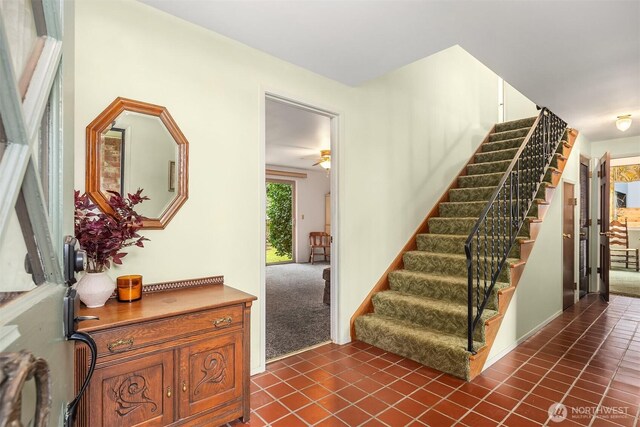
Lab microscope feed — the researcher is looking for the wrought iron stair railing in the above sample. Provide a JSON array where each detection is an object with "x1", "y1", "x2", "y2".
[{"x1": 465, "y1": 107, "x2": 567, "y2": 353}]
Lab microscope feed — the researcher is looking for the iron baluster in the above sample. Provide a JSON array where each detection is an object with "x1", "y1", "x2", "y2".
[{"x1": 463, "y1": 107, "x2": 567, "y2": 352}]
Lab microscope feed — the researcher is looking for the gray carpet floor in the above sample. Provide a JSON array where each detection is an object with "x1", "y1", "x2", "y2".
[
  {"x1": 266, "y1": 262, "x2": 330, "y2": 360},
  {"x1": 610, "y1": 269, "x2": 640, "y2": 298}
]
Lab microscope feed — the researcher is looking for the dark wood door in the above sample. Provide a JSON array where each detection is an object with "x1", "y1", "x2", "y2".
[
  {"x1": 563, "y1": 182, "x2": 576, "y2": 310},
  {"x1": 599, "y1": 152, "x2": 611, "y2": 302},
  {"x1": 579, "y1": 160, "x2": 590, "y2": 297},
  {"x1": 89, "y1": 352, "x2": 174, "y2": 427},
  {"x1": 179, "y1": 331, "x2": 243, "y2": 419}
]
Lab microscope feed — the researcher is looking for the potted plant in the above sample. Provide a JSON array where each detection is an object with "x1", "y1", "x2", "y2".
[{"x1": 74, "y1": 189, "x2": 149, "y2": 307}]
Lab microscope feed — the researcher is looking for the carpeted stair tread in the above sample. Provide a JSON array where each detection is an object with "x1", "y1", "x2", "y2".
[
  {"x1": 403, "y1": 251, "x2": 518, "y2": 282},
  {"x1": 354, "y1": 314, "x2": 481, "y2": 380},
  {"x1": 494, "y1": 117, "x2": 536, "y2": 133},
  {"x1": 428, "y1": 216, "x2": 533, "y2": 236},
  {"x1": 475, "y1": 147, "x2": 519, "y2": 164},
  {"x1": 481, "y1": 137, "x2": 525, "y2": 153},
  {"x1": 416, "y1": 233, "x2": 524, "y2": 258},
  {"x1": 449, "y1": 186, "x2": 497, "y2": 202},
  {"x1": 439, "y1": 200, "x2": 541, "y2": 219},
  {"x1": 488, "y1": 127, "x2": 530, "y2": 142},
  {"x1": 459, "y1": 168, "x2": 556, "y2": 188},
  {"x1": 458, "y1": 171, "x2": 504, "y2": 188},
  {"x1": 372, "y1": 291, "x2": 496, "y2": 342},
  {"x1": 467, "y1": 159, "x2": 512, "y2": 175},
  {"x1": 388, "y1": 269, "x2": 509, "y2": 311}
]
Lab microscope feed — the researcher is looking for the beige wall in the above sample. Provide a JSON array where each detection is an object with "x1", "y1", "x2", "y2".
[{"x1": 74, "y1": 0, "x2": 541, "y2": 372}]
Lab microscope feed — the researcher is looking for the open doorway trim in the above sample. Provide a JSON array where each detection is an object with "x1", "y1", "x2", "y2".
[{"x1": 258, "y1": 90, "x2": 341, "y2": 373}]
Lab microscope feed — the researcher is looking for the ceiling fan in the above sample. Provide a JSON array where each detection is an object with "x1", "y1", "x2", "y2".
[{"x1": 312, "y1": 149, "x2": 331, "y2": 169}]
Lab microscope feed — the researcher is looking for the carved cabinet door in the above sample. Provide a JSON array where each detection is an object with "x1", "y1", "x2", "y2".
[
  {"x1": 178, "y1": 331, "x2": 243, "y2": 418},
  {"x1": 89, "y1": 352, "x2": 174, "y2": 426}
]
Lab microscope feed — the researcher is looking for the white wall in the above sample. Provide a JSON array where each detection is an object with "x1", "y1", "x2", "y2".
[
  {"x1": 74, "y1": 0, "x2": 543, "y2": 373},
  {"x1": 504, "y1": 82, "x2": 538, "y2": 122},
  {"x1": 591, "y1": 135, "x2": 640, "y2": 160},
  {"x1": 266, "y1": 167, "x2": 330, "y2": 263}
]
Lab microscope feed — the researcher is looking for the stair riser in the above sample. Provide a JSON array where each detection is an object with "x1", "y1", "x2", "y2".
[
  {"x1": 388, "y1": 272, "x2": 500, "y2": 311},
  {"x1": 475, "y1": 148, "x2": 518, "y2": 164},
  {"x1": 403, "y1": 253, "x2": 513, "y2": 282},
  {"x1": 416, "y1": 234, "x2": 522, "y2": 259},
  {"x1": 489, "y1": 128, "x2": 530, "y2": 142},
  {"x1": 481, "y1": 137, "x2": 524, "y2": 153},
  {"x1": 354, "y1": 316, "x2": 471, "y2": 380},
  {"x1": 372, "y1": 294, "x2": 486, "y2": 342},
  {"x1": 494, "y1": 118, "x2": 536, "y2": 133}
]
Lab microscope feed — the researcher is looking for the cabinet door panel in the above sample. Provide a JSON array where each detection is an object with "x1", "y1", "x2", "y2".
[
  {"x1": 90, "y1": 352, "x2": 174, "y2": 427},
  {"x1": 179, "y1": 331, "x2": 243, "y2": 418}
]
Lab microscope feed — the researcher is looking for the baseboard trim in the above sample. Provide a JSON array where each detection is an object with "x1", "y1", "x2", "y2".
[
  {"x1": 482, "y1": 309, "x2": 562, "y2": 371},
  {"x1": 251, "y1": 364, "x2": 266, "y2": 376}
]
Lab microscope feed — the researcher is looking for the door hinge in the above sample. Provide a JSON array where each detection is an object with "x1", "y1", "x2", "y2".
[
  {"x1": 597, "y1": 171, "x2": 602, "y2": 178},
  {"x1": 597, "y1": 219, "x2": 601, "y2": 225},
  {"x1": 570, "y1": 198, "x2": 578, "y2": 206},
  {"x1": 597, "y1": 267, "x2": 601, "y2": 274},
  {"x1": 588, "y1": 219, "x2": 592, "y2": 226},
  {"x1": 587, "y1": 267, "x2": 592, "y2": 275},
  {"x1": 588, "y1": 171, "x2": 593, "y2": 178}
]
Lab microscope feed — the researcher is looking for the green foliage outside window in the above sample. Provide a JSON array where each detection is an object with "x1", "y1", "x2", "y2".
[{"x1": 266, "y1": 182, "x2": 293, "y2": 258}]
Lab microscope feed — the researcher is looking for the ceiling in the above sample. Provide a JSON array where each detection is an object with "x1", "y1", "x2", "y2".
[
  {"x1": 141, "y1": 0, "x2": 640, "y2": 142},
  {"x1": 265, "y1": 98, "x2": 331, "y2": 171}
]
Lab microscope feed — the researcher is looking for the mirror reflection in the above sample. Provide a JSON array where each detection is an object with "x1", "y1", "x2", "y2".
[
  {"x1": 99, "y1": 112, "x2": 177, "y2": 219},
  {"x1": 87, "y1": 97, "x2": 188, "y2": 229}
]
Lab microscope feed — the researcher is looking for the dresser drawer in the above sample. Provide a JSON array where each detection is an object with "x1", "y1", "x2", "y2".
[{"x1": 92, "y1": 305, "x2": 243, "y2": 357}]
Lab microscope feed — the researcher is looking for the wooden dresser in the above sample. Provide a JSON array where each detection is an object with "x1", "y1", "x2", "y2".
[{"x1": 74, "y1": 284, "x2": 256, "y2": 427}]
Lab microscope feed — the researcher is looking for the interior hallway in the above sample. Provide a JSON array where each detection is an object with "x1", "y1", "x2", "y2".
[{"x1": 237, "y1": 294, "x2": 639, "y2": 426}]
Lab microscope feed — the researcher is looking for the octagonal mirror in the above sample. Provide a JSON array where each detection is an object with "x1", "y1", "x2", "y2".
[{"x1": 86, "y1": 98, "x2": 188, "y2": 229}]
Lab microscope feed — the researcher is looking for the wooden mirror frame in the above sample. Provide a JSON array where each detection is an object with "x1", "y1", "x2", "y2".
[{"x1": 86, "y1": 97, "x2": 189, "y2": 229}]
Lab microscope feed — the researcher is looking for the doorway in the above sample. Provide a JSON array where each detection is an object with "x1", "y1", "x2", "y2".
[
  {"x1": 578, "y1": 156, "x2": 590, "y2": 298},
  {"x1": 266, "y1": 179, "x2": 295, "y2": 264},
  {"x1": 262, "y1": 93, "x2": 339, "y2": 364},
  {"x1": 607, "y1": 155, "x2": 640, "y2": 298},
  {"x1": 563, "y1": 182, "x2": 576, "y2": 309}
]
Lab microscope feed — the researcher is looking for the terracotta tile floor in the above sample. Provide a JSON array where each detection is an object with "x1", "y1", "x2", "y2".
[{"x1": 233, "y1": 294, "x2": 640, "y2": 426}]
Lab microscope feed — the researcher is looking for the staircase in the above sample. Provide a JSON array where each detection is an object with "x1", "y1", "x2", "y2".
[{"x1": 353, "y1": 110, "x2": 575, "y2": 381}]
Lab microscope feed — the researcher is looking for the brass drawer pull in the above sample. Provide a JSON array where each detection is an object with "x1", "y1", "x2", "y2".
[
  {"x1": 213, "y1": 316, "x2": 232, "y2": 328},
  {"x1": 167, "y1": 386, "x2": 172, "y2": 398},
  {"x1": 182, "y1": 381, "x2": 187, "y2": 392},
  {"x1": 107, "y1": 338, "x2": 134, "y2": 352}
]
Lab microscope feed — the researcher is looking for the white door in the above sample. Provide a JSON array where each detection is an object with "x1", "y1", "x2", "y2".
[{"x1": 0, "y1": 0, "x2": 73, "y2": 425}]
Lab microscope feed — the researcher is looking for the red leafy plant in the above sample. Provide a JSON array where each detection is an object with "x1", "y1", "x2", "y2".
[{"x1": 74, "y1": 189, "x2": 150, "y2": 273}]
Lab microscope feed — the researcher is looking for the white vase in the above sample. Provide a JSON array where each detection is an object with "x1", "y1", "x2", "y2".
[{"x1": 75, "y1": 271, "x2": 115, "y2": 308}]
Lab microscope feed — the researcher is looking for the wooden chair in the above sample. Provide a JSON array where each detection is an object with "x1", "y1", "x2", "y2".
[
  {"x1": 610, "y1": 219, "x2": 639, "y2": 271},
  {"x1": 309, "y1": 232, "x2": 330, "y2": 264}
]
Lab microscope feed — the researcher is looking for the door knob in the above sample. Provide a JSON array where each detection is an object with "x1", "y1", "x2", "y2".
[
  {"x1": 600, "y1": 231, "x2": 612, "y2": 237},
  {"x1": 563, "y1": 233, "x2": 572, "y2": 239}
]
